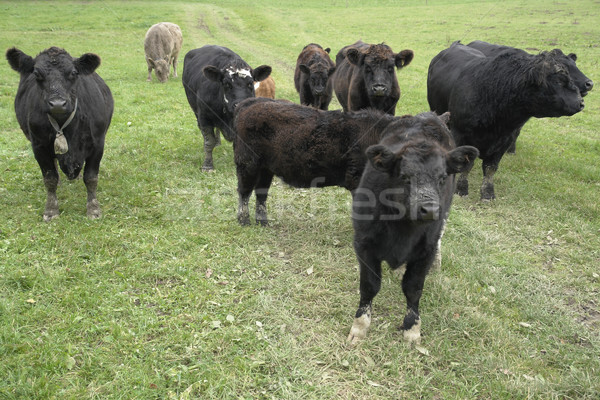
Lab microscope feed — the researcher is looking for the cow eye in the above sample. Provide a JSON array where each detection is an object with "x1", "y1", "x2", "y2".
[
  {"x1": 365, "y1": 66, "x2": 372, "y2": 74},
  {"x1": 388, "y1": 66, "x2": 394, "y2": 73},
  {"x1": 248, "y1": 82, "x2": 254, "y2": 89},
  {"x1": 224, "y1": 82, "x2": 232, "y2": 89},
  {"x1": 33, "y1": 70, "x2": 43, "y2": 81},
  {"x1": 400, "y1": 173, "x2": 411, "y2": 184},
  {"x1": 439, "y1": 175, "x2": 447, "y2": 186},
  {"x1": 69, "y1": 69, "x2": 78, "y2": 79}
]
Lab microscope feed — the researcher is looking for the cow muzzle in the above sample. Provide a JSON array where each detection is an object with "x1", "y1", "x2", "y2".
[
  {"x1": 371, "y1": 84, "x2": 388, "y2": 97},
  {"x1": 48, "y1": 98, "x2": 68, "y2": 115}
]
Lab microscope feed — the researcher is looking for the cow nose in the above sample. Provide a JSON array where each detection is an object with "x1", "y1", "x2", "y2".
[
  {"x1": 417, "y1": 203, "x2": 438, "y2": 220},
  {"x1": 585, "y1": 80, "x2": 594, "y2": 91},
  {"x1": 372, "y1": 84, "x2": 387, "y2": 96},
  {"x1": 48, "y1": 99, "x2": 67, "y2": 113}
]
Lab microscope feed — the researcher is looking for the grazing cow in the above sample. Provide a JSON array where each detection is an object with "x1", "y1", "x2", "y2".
[
  {"x1": 255, "y1": 75, "x2": 275, "y2": 99},
  {"x1": 427, "y1": 41, "x2": 584, "y2": 200},
  {"x1": 333, "y1": 40, "x2": 414, "y2": 115},
  {"x1": 182, "y1": 45, "x2": 271, "y2": 171},
  {"x1": 144, "y1": 22, "x2": 183, "y2": 83},
  {"x1": 234, "y1": 97, "x2": 400, "y2": 226},
  {"x1": 294, "y1": 43, "x2": 336, "y2": 110},
  {"x1": 6, "y1": 46, "x2": 114, "y2": 221},
  {"x1": 347, "y1": 112, "x2": 478, "y2": 345},
  {"x1": 467, "y1": 40, "x2": 594, "y2": 153}
]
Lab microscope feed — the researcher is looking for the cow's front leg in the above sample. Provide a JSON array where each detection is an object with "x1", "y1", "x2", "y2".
[
  {"x1": 43, "y1": 173, "x2": 59, "y2": 222},
  {"x1": 348, "y1": 249, "x2": 382, "y2": 344},
  {"x1": 237, "y1": 165, "x2": 258, "y2": 226},
  {"x1": 480, "y1": 163, "x2": 497, "y2": 201},
  {"x1": 200, "y1": 126, "x2": 217, "y2": 171},
  {"x1": 254, "y1": 170, "x2": 273, "y2": 226},
  {"x1": 456, "y1": 170, "x2": 469, "y2": 197},
  {"x1": 401, "y1": 258, "x2": 432, "y2": 345},
  {"x1": 84, "y1": 177, "x2": 101, "y2": 219}
]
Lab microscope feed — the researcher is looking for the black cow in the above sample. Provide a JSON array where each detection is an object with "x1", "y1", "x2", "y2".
[
  {"x1": 427, "y1": 41, "x2": 584, "y2": 200},
  {"x1": 182, "y1": 45, "x2": 271, "y2": 171},
  {"x1": 233, "y1": 97, "x2": 400, "y2": 226},
  {"x1": 6, "y1": 47, "x2": 113, "y2": 221},
  {"x1": 294, "y1": 43, "x2": 336, "y2": 110},
  {"x1": 347, "y1": 112, "x2": 478, "y2": 344},
  {"x1": 467, "y1": 40, "x2": 594, "y2": 154},
  {"x1": 332, "y1": 40, "x2": 414, "y2": 115}
]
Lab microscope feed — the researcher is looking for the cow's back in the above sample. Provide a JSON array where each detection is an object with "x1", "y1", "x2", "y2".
[
  {"x1": 144, "y1": 23, "x2": 175, "y2": 60},
  {"x1": 427, "y1": 42, "x2": 486, "y2": 114}
]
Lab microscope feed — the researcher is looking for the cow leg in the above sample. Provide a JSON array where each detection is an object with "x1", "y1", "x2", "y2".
[
  {"x1": 348, "y1": 250, "x2": 382, "y2": 344},
  {"x1": 237, "y1": 166, "x2": 258, "y2": 226},
  {"x1": 33, "y1": 149, "x2": 60, "y2": 221},
  {"x1": 455, "y1": 171, "x2": 469, "y2": 196},
  {"x1": 401, "y1": 257, "x2": 432, "y2": 345},
  {"x1": 200, "y1": 126, "x2": 217, "y2": 171},
  {"x1": 83, "y1": 152, "x2": 103, "y2": 219},
  {"x1": 254, "y1": 170, "x2": 274, "y2": 226},
  {"x1": 147, "y1": 63, "x2": 152, "y2": 81},
  {"x1": 480, "y1": 163, "x2": 498, "y2": 201},
  {"x1": 430, "y1": 221, "x2": 446, "y2": 272}
]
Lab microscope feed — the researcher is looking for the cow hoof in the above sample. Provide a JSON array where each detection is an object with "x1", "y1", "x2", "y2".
[
  {"x1": 402, "y1": 318, "x2": 422, "y2": 345},
  {"x1": 256, "y1": 219, "x2": 268, "y2": 227},
  {"x1": 202, "y1": 165, "x2": 215, "y2": 172},
  {"x1": 238, "y1": 216, "x2": 251, "y2": 226},
  {"x1": 87, "y1": 199, "x2": 102, "y2": 219},
  {"x1": 43, "y1": 211, "x2": 59, "y2": 222},
  {"x1": 347, "y1": 313, "x2": 371, "y2": 345}
]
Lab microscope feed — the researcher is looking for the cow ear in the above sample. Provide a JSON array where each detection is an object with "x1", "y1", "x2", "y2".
[
  {"x1": 203, "y1": 65, "x2": 224, "y2": 82},
  {"x1": 346, "y1": 48, "x2": 362, "y2": 66},
  {"x1": 6, "y1": 47, "x2": 34, "y2": 74},
  {"x1": 446, "y1": 146, "x2": 479, "y2": 174},
  {"x1": 324, "y1": 47, "x2": 331, "y2": 54},
  {"x1": 438, "y1": 112, "x2": 451, "y2": 125},
  {"x1": 75, "y1": 53, "x2": 101, "y2": 75},
  {"x1": 328, "y1": 66, "x2": 336, "y2": 76},
  {"x1": 252, "y1": 65, "x2": 272, "y2": 82},
  {"x1": 395, "y1": 50, "x2": 414, "y2": 69},
  {"x1": 147, "y1": 58, "x2": 156, "y2": 67},
  {"x1": 568, "y1": 53, "x2": 577, "y2": 62},
  {"x1": 299, "y1": 64, "x2": 310, "y2": 75},
  {"x1": 366, "y1": 144, "x2": 396, "y2": 173}
]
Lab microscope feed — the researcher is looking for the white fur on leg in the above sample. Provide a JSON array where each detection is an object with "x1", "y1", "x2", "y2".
[
  {"x1": 402, "y1": 318, "x2": 421, "y2": 345},
  {"x1": 347, "y1": 312, "x2": 371, "y2": 345}
]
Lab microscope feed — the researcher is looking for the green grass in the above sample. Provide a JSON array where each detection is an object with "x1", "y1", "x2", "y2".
[{"x1": 1, "y1": 0, "x2": 599, "y2": 398}]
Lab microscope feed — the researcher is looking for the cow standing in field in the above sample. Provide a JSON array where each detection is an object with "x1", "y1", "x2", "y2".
[
  {"x1": 427, "y1": 41, "x2": 584, "y2": 200},
  {"x1": 255, "y1": 75, "x2": 275, "y2": 99},
  {"x1": 467, "y1": 40, "x2": 593, "y2": 154},
  {"x1": 233, "y1": 97, "x2": 399, "y2": 226},
  {"x1": 333, "y1": 40, "x2": 414, "y2": 115},
  {"x1": 182, "y1": 45, "x2": 271, "y2": 171},
  {"x1": 144, "y1": 22, "x2": 183, "y2": 83},
  {"x1": 347, "y1": 112, "x2": 478, "y2": 345},
  {"x1": 294, "y1": 43, "x2": 336, "y2": 110},
  {"x1": 6, "y1": 46, "x2": 114, "y2": 221}
]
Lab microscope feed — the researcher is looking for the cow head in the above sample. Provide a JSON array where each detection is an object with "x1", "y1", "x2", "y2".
[
  {"x1": 346, "y1": 44, "x2": 413, "y2": 98},
  {"x1": 549, "y1": 49, "x2": 593, "y2": 97},
  {"x1": 6, "y1": 47, "x2": 100, "y2": 119},
  {"x1": 203, "y1": 63, "x2": 272, "y2": 115},
  {"x1": 148, "y1": 58, "x2": 169, "y2": 83},
  {"x1": 365, "y1": 114, "x2": 478, "y2": 222},
  {"x1": 299, "y1": 61, "x2": 336, "y2": 97},
  {"x1": 528, "y1": 52, "x2": 584, "y2": 117}
]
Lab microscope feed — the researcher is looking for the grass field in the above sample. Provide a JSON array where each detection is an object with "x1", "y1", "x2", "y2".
[{"x1": 0, "y1": 0, "x2": 599, "y2": 398}]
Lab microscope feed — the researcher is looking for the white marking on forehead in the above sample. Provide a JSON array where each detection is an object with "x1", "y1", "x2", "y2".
[
  {"x1": 254, "y1": 82, "x2": 260, "y2": 90},
  {"x1": 226, "y1": 67, "x2": 252, "y2": 78}
]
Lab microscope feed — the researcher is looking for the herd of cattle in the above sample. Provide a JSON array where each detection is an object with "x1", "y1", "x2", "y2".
[{"x1": 5, "y1": 20, "x2": 592, "y2": 344}]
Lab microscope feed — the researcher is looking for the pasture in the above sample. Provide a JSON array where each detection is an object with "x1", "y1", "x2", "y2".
[{"x1": 0, "y1": 0, "x2": 599, "y2": 398}]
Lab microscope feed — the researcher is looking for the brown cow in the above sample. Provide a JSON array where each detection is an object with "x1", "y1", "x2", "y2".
[
  {"x1": 333, "y1": 40, "x2": 413, "y2": 115},
  {"x1": 294, "y1": 43, "x2": 336, "y2": 110},
  {"x1": 255, "y1": 76, "x2": 275, "y2": 98}
]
